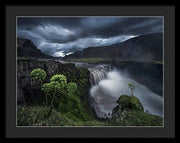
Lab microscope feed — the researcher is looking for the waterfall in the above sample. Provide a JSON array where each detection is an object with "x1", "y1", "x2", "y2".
[
  {"x1": 90, "y1": 70, "x2": 163, "y2": 119},
  {"x1": 72, "y1": 62, "x2": 163, "y2": 119},
  {"x1": 73, "y1": 62, "x2": 110, "y2": 85},
  {"x1": 89, "y1": 65, "x2": 110, "y2": 85}
]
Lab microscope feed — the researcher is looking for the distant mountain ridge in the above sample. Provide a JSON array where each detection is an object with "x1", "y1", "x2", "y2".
[
  {"x1": 64, "y1": 33, "x2": 163, "y2": 62},
  {"x1": 17, "y1": 37, "x2": 54, "y2": 59}
]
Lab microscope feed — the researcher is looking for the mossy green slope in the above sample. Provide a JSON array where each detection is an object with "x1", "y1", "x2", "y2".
[
  {"x1": 110, "y1": 95, "x2": 163, "y2": 126},
  {"x1": 28, "y1": 66, "x2": 94, "y2": 122},
  {"x1": 17, "y1": 94, "x2": 163, "y2": 126},
  {"x1": 107, "y1": 110, "x2": 163, "y2": 126},
  {"x1": 17, "y1": 105, "x2": 105, "y2": 126}
]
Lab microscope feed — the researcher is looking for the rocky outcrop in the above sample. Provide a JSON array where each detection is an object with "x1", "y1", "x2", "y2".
[
  {"x1": 64, "y1": 33, "x2": 163, "y2": 62},
  {"x1": 114, "y1": 95, "x2": 144, "y2": 113},
  {"x1": 111, "y1": 94, "x2": 144, "y2": 117},
  {"x1": 17, "y1": 59, "x2": 86, "y2": 104},
  {"x1": 17, "y1": 37, "x2": 54, "y2": 59},
  {"x1": 110, "y1": 95, "x2": 163, "y2": 126}
]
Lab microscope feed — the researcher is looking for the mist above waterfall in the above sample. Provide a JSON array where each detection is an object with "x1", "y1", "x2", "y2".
[
  {"x1": 90, "y1": 69, "x2": 163, "y2": 118},
  {"x1": 60, "y1": 61, "x2": 163, "y2": 119}
]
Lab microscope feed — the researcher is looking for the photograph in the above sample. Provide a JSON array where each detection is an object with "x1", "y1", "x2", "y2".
[{"x1": 16, "y1": 16, "x2": 164, "y2": 127}]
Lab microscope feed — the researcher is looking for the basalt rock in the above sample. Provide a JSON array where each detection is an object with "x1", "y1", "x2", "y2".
[
  {"x1": 17, "y1": 58, "x2": 86, "y2": 105},
  {"x1": 17, "y1": 37, "x2": 54, "y2": 59}
]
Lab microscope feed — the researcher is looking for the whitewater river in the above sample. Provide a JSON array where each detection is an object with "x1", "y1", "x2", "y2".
[{"x1": 58, "y1": 60, "x2": 163, "y2": 118}]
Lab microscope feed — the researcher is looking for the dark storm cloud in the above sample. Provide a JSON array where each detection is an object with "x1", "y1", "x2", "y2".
[
  {"x1": 17, "y1": 17, "x2": 163, "y2": 57},
  {"x1": 18, "y1": 17, "x2": 83, "y2": 29},
  {"x1": 80, "y1": 17, "x2": 162, "y2": 37}
]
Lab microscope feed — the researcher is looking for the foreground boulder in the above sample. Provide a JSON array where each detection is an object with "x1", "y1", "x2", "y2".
[
  {"x1": 116, "y1": 95, "x2": 144, "y2": 111},
  {"x1": 110, "y1": 95, "x2": 163, "y2": 126}
]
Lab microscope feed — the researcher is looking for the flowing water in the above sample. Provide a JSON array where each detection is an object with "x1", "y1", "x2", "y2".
[
  {"x1": 59, "y1": 60, "x2": 163, "y2": 119},
  {"x1": 68, "y1": 62, "x2": 111, "y2": 85},
  {"x1": 90, "y1": 69, "x2": 163, "y2": 118}
]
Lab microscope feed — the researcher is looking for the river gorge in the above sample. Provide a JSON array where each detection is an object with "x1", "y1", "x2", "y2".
[
  {"x1": 17, "y1": 58, "x2": 163, "y2": 121},
  {"x1": 59, "y1": 61, "x2": 163, "y2": 118}
]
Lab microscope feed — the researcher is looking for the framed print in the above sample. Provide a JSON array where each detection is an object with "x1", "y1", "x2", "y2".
[
  {"x1": 16, "y1": 16, "x2": 164, "y2": 127},
  {"x1": 3, "y1": 4, "x2": 175, "y2": 139}
]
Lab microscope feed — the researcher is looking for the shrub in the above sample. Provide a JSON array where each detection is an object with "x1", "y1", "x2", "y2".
[
  {"x1": 67, "y1": 82, "x2": 77, "y2": 96},
  {"x1": 42, "y1": 81, "x2": 62, "y2": 108},
  {"x1": 50, "y1": 74, "x2": 67, "y2": 89},
  {"x1": 30, "y1": 68, "x2": 47, "y2": 85},
  {"x1": 42, "y1": 74, "x2": 69, "y2": 117}
]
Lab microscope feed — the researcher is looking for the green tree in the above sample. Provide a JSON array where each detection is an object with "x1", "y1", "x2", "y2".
[
  {"x1": 30, "y1": 68, "x2": 47, "y2": 86},
  {"x1": 128, "y1": 82, "x2": 135, "y2": 96},
  {"x1": 67, "y1": 82, "x2": 77, "y2": 96},
  {"x1": 42, "y1": 74, "x2": 68, "y2": 117},
  {"x1": 42, "y1": 83, "x2": 52, "y2": 107},
  {"x1": 46, "y1": 81, "x2": 62, "y2": 117}
]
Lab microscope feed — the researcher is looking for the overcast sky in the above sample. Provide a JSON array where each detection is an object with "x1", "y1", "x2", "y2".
[{"x1": 17, "y1": 17, "x2": 163, "y2": 57}]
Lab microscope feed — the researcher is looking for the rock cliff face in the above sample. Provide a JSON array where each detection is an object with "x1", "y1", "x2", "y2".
[
  {"x1": 64, "y1": 33, "x2": 163, "y2": 62},
  {"x1": 17, "y1": 59, "x2": 90, "y2": 104},
  {"x1": 17, "y1": 38, "x2": 54, "y2": 59}
]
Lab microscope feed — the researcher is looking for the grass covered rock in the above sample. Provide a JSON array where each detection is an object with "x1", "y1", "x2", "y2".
[
  {"x1": 116, "y1": 95, "x2": 144, "y2": 111},
  {"x1": 110, "y1": 94, "x2": 162, "y2": 126}
]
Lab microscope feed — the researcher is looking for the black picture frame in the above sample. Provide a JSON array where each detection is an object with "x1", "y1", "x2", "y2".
[{"x1": 1, "y1": 1, "x2": 176, "y2": 141}]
